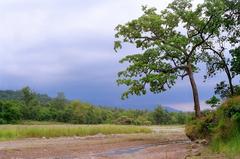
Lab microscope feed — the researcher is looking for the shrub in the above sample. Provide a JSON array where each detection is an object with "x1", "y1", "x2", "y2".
[
  {"x1": 186, "y1": 96, "x2": 240, "y2": 157},
  {"x1": 133, "y1": 116, "x2": 152, "y2": 125},
  {"x1": 186, "y1": 109, "x2": 219, "y2": 141},
  {"x1": 37, "y1": 107, "x2": 53, "y2": 121},
  {"x1": 152, "y1": 106, "x2": 171, "y2": 124},
  {"x1": 115, "y1": 116, "x2": 133, "y2": 125},
  {"x1": 0, "y1": 101, "x2": 22, "y2": 124}
]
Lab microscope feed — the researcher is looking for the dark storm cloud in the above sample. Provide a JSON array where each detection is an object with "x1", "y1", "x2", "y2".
[{"x1": 0, "y1": 0, "x2": 220, "y2": 111}]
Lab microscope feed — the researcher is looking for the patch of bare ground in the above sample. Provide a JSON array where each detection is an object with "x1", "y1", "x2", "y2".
[{"x1": 0, "y1": 126, "x2": 225, "y2": 159}]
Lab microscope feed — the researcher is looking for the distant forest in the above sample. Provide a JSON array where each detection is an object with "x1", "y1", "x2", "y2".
[{"x1": 0, "y1": 87, "x2": 192, "y2": 125}]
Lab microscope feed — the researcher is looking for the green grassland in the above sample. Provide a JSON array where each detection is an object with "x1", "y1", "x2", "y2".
[{"x1": 0, "y1": 124, "x2": 152, "y2": 141}]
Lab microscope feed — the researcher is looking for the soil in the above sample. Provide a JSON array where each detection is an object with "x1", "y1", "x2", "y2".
[{"x1": 0, "y1": 126, "x2": 225, "y2": 159}]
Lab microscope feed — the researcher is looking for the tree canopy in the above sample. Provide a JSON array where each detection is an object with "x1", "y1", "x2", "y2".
[{"x1": 114, "y1": 0, "x2": 224, "y2": 117}]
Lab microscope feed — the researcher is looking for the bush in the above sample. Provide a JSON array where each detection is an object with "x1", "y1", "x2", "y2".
[
  {"x1": 152, "y1": 106, "x2": 171, "y2": 124},
  {"x1": 37, "y1": 107, "x2": 53, "y2": 121},
  {"x1": 0, "y1": 118, "x2": 7, "y2": 124},
  {"x1": 115, "y1": 116, "x2": 133, "y2": 125},
  {"x1": 185, "y1": 113, "x2": 215, "y2": 140},
  {"x1": 186, "y1": 96, "x2": 240, "y2": 157},
  {"x1": 133, "y1": 116, "x2": 152, "y2": 125},
  {"x1": 0, "y1": 101, "x2": 22, "y2": 124}
]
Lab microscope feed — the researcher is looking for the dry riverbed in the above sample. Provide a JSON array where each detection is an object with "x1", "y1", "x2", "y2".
[{"x1": 0, "y1": 126, "x2": 224, "y2": 159}]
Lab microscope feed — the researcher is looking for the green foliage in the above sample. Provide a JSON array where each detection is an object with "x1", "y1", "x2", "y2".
[
  {"x1": 231, "y1": 47, "x2": 240, "y2": 75},
  {"x1": 152, "y1": 106, "x2": 171, "y2": 125},
  {"x1": 21, "y1": 87, "x2": 36, "y2": 106},
  {"x1": 50, "y1": 92, "x2": 67, "y2": 109},
  {"x1": 200, "y1": 0, "x2": 240, "y2": 100},
  {"x1": 206, "y1": 96, "x2": 220, "y2": 108},
  {"x1": 185, "y1": 120, "x2": 207, "y2": 141},
  {"x1": 115, "y1": 116, "x2": 133, "y2": 125},
  {"x1": 186, "y1": 96, "x2": 240, "y2": 157},
  {"x1": 114, "y1": 1, "x2": 206, "y2": 96},
  {"x1": 0, "y1": 90, "x2": 23, "y2": 101},
  {"x1": 0, "y1": 101, "x2": 22, "y2": 124},
  {"x1": 133, "y1": 116, "x2": 152, "y2": 126},
  {"x1": 185, "y1": 112, "x2": 216, "y2": 140},
  {"x1": 37, "y1": 107, "x2": 52, "y2": 121},
  {"x1": 0, "y1": 88, "x2": 52, "y2": 104},
  {"x1": 170, "y1": 112, "x2": 191, "y2": 124},
  {"x1": 222, "y1": 0, "x2": 240, "y2": 44},
  {"x1": 0, "y1": 87, "x2": 190, "y2": 125},
  {"x1": 211, "y1": 131, "x2": 240, "y2": 158},
  {"x1": 187, "y1": 97, "x2": 240, "y2": 141},
  {"x1": 114, "y1": 0, "x2": 227, "y2": 118},
  {"x1": 214, "y1": 81, "x2": 240, "y2": 99},
  {"x1": 69, "y1": 101, "x2": 102, "y2": 124}
]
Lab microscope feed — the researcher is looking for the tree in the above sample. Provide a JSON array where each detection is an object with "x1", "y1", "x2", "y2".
[
  {"x1": 206, "y1": 96, "x2": 220, "y2": 109},
  {"x1": 21, "y1": 87, "x2": 39, "y2": 120},
  {"x1": 200, "y1": 0, "x2": 239, "y2": 97},
  {"x1": 214, "y1": 81, "x2": 240, "y2": 99},
  {"x1": 0, "y1": 101, "x2": 22, "y2": 124},
  {"x1": 222, "y1": 0, "x2": 240, "y2": 44},
  {"x1": 152, "y1": 106, "x2": 170, "y2": 124},
  {"x1": 21, "y1": 86, "x2": 37, "y2": 107},
  {"x1": 203, "y1": 39, "x2": 236, "y2": 96},
  {"x1": 231, "y1": 47, "x2": 240, "y2": 75},
  {"x1": 51, "y1": 92, "x2": 67, "y2": 109},
  {"x1": 114, "y1": 0, "x2": 220, "y2": 118}
]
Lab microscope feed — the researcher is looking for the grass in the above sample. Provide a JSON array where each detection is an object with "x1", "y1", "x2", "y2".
[
  {"x1": 18, "y1": 120, "x2": 66, "y2": 125},
  {"x1": 211, "y1": 131, "x2": 240, "y2": 158},
  {"x1": 0, "y1": 124, "x2": 152, "y2": 141}
]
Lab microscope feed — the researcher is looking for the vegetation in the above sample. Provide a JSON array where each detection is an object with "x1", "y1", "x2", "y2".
[
  {"x1": 113, "y1": 0, "x2": 239, "y2": 157},
  {"x1": 113, "y1": 0, "x2": 237, "y2": 118},
  {"x1": 184, "y1": 0, "x2": 240, "y2": 156},
  {"x1": 205, "y1": 96, "x2": 220, "y2": 109},
  {"x1": 186, "y1": 96, "x2": 240, "y2": 157},
  {"x1": 231, "y1": 47, "x2": 240, "y2": 75},
  {"x1": 0, "y1": 0, "x2": 239, "y2": 156},
  {"x1": 0, "y1": 87, "x2": 191, "y2": 125},
  {"x1": 0, "y1": 124, "x2": 152, "y2": 141}
]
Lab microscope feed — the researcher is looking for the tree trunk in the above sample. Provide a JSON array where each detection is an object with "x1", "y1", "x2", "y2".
[
  {"x1": 187, "y1": 65, "x2": 201, "y2": 118},
  {"x1": 224, "y1": 66, "x2": 234, "y2": 96},
  {"x1": 216, "y1": 52, "x2": 234, "y2": 96}
]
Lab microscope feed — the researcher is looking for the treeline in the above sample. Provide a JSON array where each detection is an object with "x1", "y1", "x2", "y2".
[{"x1": 0, "y1": 87, "x2": 192, "y2": 125}]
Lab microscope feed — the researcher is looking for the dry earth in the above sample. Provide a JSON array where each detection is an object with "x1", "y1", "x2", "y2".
[{"x1": 0, "y1": 126, "x2": 225, "y2": 159}]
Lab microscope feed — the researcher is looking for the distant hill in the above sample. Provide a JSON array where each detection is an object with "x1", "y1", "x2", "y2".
[
  {"x1": 0, "y1": 90, "x2": 181, "y2": 112},
  {"x1": 0, "y1": 90, "x2": 52, "y2": 104},
  {"x1": 0, "y1": 90, "x2": 23, "y2": 100},
  {"x1": 162, "y1": 106, "x2": 180, "y2": 112}
]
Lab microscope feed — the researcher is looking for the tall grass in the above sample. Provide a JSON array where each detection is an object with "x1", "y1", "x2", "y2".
[
  {"x1": 211, "y1": 130, "x2": 240, "y2": 158},
  {"x1": 0, "y1": 124, "x2": 152, "y2": 141}
]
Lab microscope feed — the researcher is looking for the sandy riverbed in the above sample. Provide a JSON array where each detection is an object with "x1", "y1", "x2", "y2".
[{"x1": 0, "y1": 126, "x2": 224, "y2": 159}]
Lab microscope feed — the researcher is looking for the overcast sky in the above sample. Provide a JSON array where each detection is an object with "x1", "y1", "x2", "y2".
[{"x1": 0, "y1": 0, "x2": 225, "y2": 111}]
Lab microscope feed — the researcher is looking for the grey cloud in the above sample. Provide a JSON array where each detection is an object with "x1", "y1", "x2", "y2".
[{"x1": 0, "y1": 0, "x2": 223, "y2": 111}]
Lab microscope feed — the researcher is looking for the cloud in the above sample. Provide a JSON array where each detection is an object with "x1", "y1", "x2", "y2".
[
  {"x1": 0, "y1": 0, "x2": 219, "y2": 110},
  {"x1": 0, "y1": 0, "x2": 169, "y2": 49}
]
